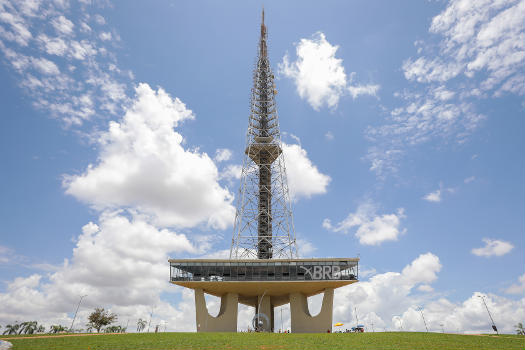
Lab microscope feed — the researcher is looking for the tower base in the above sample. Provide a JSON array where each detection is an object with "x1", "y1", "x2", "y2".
[
  {"x1": 193, "y1": 288, "x2": 335, "y2": 333},
  {"x1": 195, "y1": 288, "x2": 238, "y2": 332},
  {"x1": 290, "y1": 288, "x2": 334, "y2": 333}
]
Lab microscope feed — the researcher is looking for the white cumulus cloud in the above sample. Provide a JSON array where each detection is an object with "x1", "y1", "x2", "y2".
[
  {"x1": 423, "y1": 189, "x2": 441, "y2": 202},
  {"x1": 282, "y1": 142, "x2": 331, "y2": 200},
  {"x1": 471, "y1": 238, "x2": 514, "y2": 257},
  {"x1": 416, "y1": 0, "x2": 525, "y2": 96},
  {"x1": 31, "y1": 56, "x2": 60, "y2": 75},
  {"x1": 219, "y1": 164, "x2": 242, "y2": 181},
  {"x1": 64, "y1": 83, "x2": 235, "y2": 230},
  {"x1": 417, "y1": 284, "x2": 434, "y2": 292},
  {"x1": 323, "y1": 201, "x2": 406, "y2": 246},
  {"x1": 505, "y1": 274, "x2": 525, "y2": 295},
  {"x1": 0, "y1": 1, "x2": 131, "y2": 126},
  {"x1": 365, "y1": 0, "x2": 524, "y2": 178},
  {"x1": 0, "y1": 245, "x2": 13, "y2": 263},
  {"x1": 348, "y1": 83, "x2": 380, "y2": 99},
  {"x1": 328, "y1": 253, "x2": 524, "y2": 333},
  {"x1": 402, "y1": 253, "x2": 442, "y2": 285},
  {"x1": 279, "y1": 32, "x2": 379, "y2": 111},
  {"x1": 214, "y1": 148, "x2": 232, "y2": 163},
  {"x1": 51, "y1": 15, "x2": 74, "y2": 36},
  {"x1": 99, "y1": 31, "x2": 112, "y2": 41},
  {"x1": 0, "y1": 211, "x2": 201, "y2": 329}
]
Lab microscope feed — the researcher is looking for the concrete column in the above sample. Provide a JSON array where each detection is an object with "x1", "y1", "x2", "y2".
[
  {"x1": 255, "y1": 294, "x2": 274, "y2": 332},
  {"x1": 290, "y1": 288, "x2": 334, "y2": 333},
  {"x1": 195, "y1": 289, "x2": 238, "y2": 332}
]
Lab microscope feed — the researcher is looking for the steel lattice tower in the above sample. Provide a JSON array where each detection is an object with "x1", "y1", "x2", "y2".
[
  {"x1": 230, "y1": 9, "x2": 297, "y2": 260},
  {"x1": 170, "y1": 10, "x2": 359, "y2": 333}
]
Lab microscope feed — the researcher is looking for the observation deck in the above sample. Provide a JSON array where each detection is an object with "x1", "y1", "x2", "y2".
[{"x1": 169, "y1": 258, "x2": 359, "y2": 307}]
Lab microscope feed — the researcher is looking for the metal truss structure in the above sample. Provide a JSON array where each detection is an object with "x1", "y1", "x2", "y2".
[{"x1": 230, "y1": 10, "x2": 297, "y2": 260}]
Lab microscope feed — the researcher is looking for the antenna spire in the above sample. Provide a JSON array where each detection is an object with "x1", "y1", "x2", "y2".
[
  {"x1": 230, "y1": 9, "x2": 297, "y2": 260},
  {"x1": 260, "y1": 7, "x2": 267, "y2": 58}
]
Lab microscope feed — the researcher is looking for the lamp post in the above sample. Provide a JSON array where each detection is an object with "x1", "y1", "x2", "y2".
[
  {"x1": 478, "y1": 295, "x2": 498, "y2": 335},
  {"x1": 280, "y1": 307, "x2": 283, "y2": 333},
  {"x1": 257, "y1": 290, "x2": 268, "y2": 332},
  {"x1": 147, "y1": 305, "x2": 155, "y2": 333},
  {"x1": 417, "y1": 307, "x2": 429, "y2": 332},
  {"x1": 69, "y1": 295, "x2": 87, "y2": 332}
]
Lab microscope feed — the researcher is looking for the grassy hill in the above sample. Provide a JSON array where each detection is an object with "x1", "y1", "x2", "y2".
[{"x1": 2, "y1": 331, "x2": 524, "y2": 350}]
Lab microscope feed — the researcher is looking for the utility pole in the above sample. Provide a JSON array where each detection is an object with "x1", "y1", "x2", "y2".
[
  {"x1": 478, "y1": 295, "x2": 498, "y2": 335},
  {"x1": 417, "y1": 307, "x2": 429, "y2": 332},
  {"x1": 69, "y1": 294, "x2": 87, "y2": 332},
  {"x1": 354, "y1": 307, "x2": 358, "y2": 327}
]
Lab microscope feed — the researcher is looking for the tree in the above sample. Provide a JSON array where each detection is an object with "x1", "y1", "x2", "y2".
[
  {"x1": 20, "y1": 321, "x2": 38, "y2": 334},
  {"x1": 86, "y1": 308, "x2": 117, "y2": 333},
  {"x1": 3, "y1": 323, "x2": 20, "y2": 335},
  {"x1": 17, "y1": 322, "x2": 25, "y2": 334},
  {"x1": 36, "y1": 325, "x2": 45, "y2": 333},
  {"x1": 50, "y1": 325, "x2": 67, "y2": 334},
  {"x1": 516, "y1": 322, "x2": 525, "y2": 335},
  {"x1": 136, "y1": 319, "x2": 147, "y2": 332},
  {"x1": 105, "y1": 325, "x2": 126, "y2": 333}
]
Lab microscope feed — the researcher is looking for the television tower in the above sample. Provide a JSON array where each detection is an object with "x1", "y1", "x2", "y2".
[
  {"x1": 230, "y1": 9, "x2": 297, "y2": 260},
  {"x1": 169, "y1": 10, "x2": 359, "y2": 334}
]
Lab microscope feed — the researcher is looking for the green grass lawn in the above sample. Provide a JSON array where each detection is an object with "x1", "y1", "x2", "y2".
[{"x1": 2, "y1": 332, "x2": 524, "y2": 350}]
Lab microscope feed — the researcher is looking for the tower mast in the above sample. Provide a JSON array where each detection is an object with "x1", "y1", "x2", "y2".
[{"x1": 230, "y1": 9, "x2": 297, "y2": 259}]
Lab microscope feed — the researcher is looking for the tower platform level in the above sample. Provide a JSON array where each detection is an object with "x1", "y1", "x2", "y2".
[{"x1": 169, "y1": 258, "x2": 359, "y2": 332}]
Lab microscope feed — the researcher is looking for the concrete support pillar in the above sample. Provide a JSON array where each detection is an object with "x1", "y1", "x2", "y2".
[
  {"x1": 195, "y1": 289, "x2": 238, "y2": 332},
  {"x1": 255, "y1": 294, "x2": 274, "y2": 332},
  {"x1": 290, "y1": 288, "x2": 334, "y2": 333}
]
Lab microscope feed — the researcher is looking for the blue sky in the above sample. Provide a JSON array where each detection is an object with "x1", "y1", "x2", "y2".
[{"x1": 0, "y1": 0, "x2": 523, "y2": 333}]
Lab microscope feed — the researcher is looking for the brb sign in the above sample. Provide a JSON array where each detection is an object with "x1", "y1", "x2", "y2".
[{"x1": 299, "y1": 265, "x2": 341, "y2": 280}]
